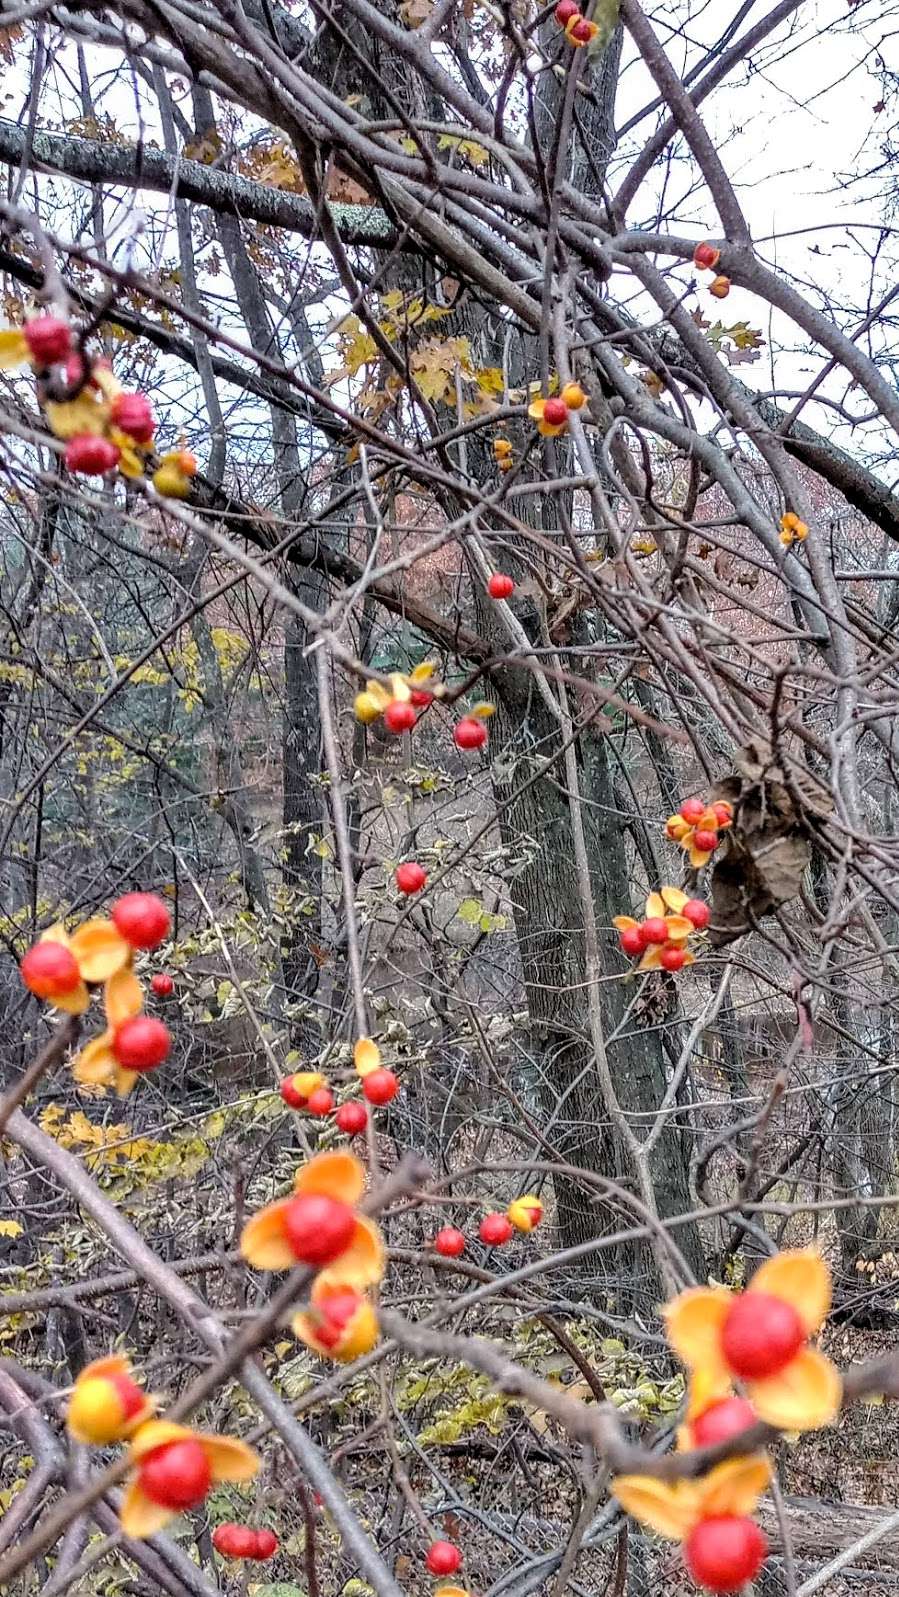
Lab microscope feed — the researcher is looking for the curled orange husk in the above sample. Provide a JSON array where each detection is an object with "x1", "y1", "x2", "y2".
[
  {"x1": 354, "y1": 691, "x2": 382, "y2": 723},
  {"x1": 613, "y1": 1455, "x2": 771, "y2": 1541},
  {"x1": 239, "y1": 1198, "x2": 298, "y2": 1271},
  {"x1": 292, "y1": 1274, "x2": 379, "y2": 1361},
  {"x1": 354, "y1": 1036, "x2": 382, "y2": 1077},
  {"x1": 564, "y1": 14, "x2": 599, "y2": 43},
  {"x1": 68, "y1": 918, "x2": 131, "y2": 983},
  {"x1": 294, "y1": 1149, "x2": 366, "y2": 1205}
]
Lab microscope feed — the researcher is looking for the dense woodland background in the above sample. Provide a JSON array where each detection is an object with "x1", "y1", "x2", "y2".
[{"x1": 5, "y1": 0, "x2": 899, "y2": 1592}]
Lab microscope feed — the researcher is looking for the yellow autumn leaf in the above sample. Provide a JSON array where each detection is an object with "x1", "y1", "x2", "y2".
[
  {"x1": 0, "y1": 1220, "x2": 23, "y2": 1237},
  {"x1": 437, "y1": 133, "x2": 489, "y2": 166}
]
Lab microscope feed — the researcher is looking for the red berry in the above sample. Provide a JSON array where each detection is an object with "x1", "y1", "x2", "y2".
[
  {"x1": 214, "y1": 1523, "x2": 257, "y2": 1559},
  {"x1": 684, "y1": 1517, "x2": 767, "y2": 1592},
  {"x1": 363, "y1": 1068, "x2": 399, "y2": 1105},
  {"x1": 554, "y1": 0, "x2": 579, "y2": 19},
  {"x1": 396, "y1": 861, "x2": 427, "y2": 895},
  {"x1": 692, "y1": 242, "x2": 720, "y2": 271},
  {"x1": 410, "y1": 688, "x2": 433, "y2": 707},
  {"x1": 619, "y1": 926, "x2": 644, "y2": 957},
  {"x1": 426, "y1": 1542, "x2": 462, "y2": 1577},
  {"x1": 151, "y1": 971, "x2": 174, "y2": 997},
  {"x1": 64, "y1": 352, "x2": 91, "y2": 388},
  {"x1": 683, "y1": 899, "x2": 710, "y2": 929},
  {"x1": 660, "y1": 946, "x2": 688, "y2": 971},
  {"x1": 479, "y1": 1212, "x2": 513, "y2": 1246},
  {"x1": 65, "y1": 435, "x2": 120, "y2": 475},
  {"x1": 679, "y1": 797, "x2": 706, "y2": 824},
  {"x1": 691, "y1": 1396, "x2": 757, "y2": 1449},
  {"x1": 253, "y1": 1529, "x2": 279, "y2": 1560},
  {"x1": 487, "y1": 573, "x2": 515, "y2": 600},
  {"x1": 110, "y1": 391, "x2": 156, "y2": 443},
  {"x1": 336, "y1": 1100, "x2": 368, "y2": 1135},
  {"x1": 106, "y1": 1370, "x2": 147, "y2": 1422},
  {"x1": 282, "y1": 1193, "x2": 356, "y2": 1265},
  {"x1": 712, "y1": 802, "x2": 733, "y2": 826},
  {"x1": 693, "y1": 829, "x2": 719, "y2": 852},
  {"x1": 640, "y1": 917, "x2": 669, "y2": 945},
  {"x1": 384, "y1": 700, "x2": 417, "y2": 734},
  {"x1": 453, "y1": 717, "x2": 487, "y2": 750},
  {"x1": 306, "y1": 1086, "x2": 334, "y2": 1116},
  {"x1": 433, "y1": 1226, "x2": 465, "y2": 1257},
  {"x1": 310, "y1": 1287, "x2": 365, "y2": 1351},
  {"x1": 542, "y1": 396, "x2": 568, "y2": 425},
  {"x1": 20, "y1": 941, "x2": 81, "y2": 999},
  {"x1": 112, "y1": 892, "x2": 171, "y2": 950},
  {"x1": 23, "y1": 316, "x2": 72, "y2": 366},
  {"x1": 280, "y1": 1076, "x2": 306, "y2": 1109},
  {"x1": 722, "y1": 1292, "x2": 804, "y2": 1379},
  {"x1": 139, "y1": 1437, "x2": 212, "y2": 1510},
  {"x1": 569, "y1": 19, "x2": 592, "y2": 39},
  {"x1": 112, "y1": 1016, "x2": 171, "y2": 1072}
]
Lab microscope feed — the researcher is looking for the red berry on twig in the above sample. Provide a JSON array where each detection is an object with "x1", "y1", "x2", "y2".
[
  {"x1": 479, "y1": 1212, "x2": 513, "y2": 1246},
  {"x1": 721, "y1": 1292, "x2": 804, "y2": 1379},
  {"x1": 282, "y1": 1193, "x2": 356, "y2": 1265},
  {"x1": 112, "y1": 892, "x2": 171, "y2": 949},
  {"x1": 336, "y1": 1100, "x2": 368, "y2": 1135},
  {"x1": 684, "y1": 1517, "x2": 767, "y2": 1592},
  {"x1": 112, "y1": 1017, "x2": 171, "y2": 1072},
  {"x1": 453, "y1": 717, "x2": 487, "y2": 750},
  {"x1": 24, "y1": 316, "x2": 72, "y2": 366},
  {"x1": 433, "y1": 1226, "x2": 465, "y2": 1257},
  {"x1": 20, "y1": 941, "x2": 81, "y2": 999},
  {"x1": 396, "y1": 862, "x2": 427, "y2": 894},
  {"x1": 384, "y1": 701, "x2": 417, "y2": 734},
  {"x1": 363, "y1": 1068, "x2": 399, "y2": 1105}
]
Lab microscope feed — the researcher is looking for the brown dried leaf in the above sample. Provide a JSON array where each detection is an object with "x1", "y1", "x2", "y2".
[{"x1": 708, "y1": 739, "x2": 831, "y2": 945}]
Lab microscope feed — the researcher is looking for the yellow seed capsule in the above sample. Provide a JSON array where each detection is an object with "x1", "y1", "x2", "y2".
[
  {"x1": 354, "y1": 1036, "x2": 381, "y2": 1077},
  {"x1": 507, "y1": 1195, "x2": 543, "y2": 1233},
  {"x1": 354, "y1": 691, "x2": 381, "y2": 724},
  {"x1": 709, "y1": 275, "x2": 731, "y2": 300},
  {"x1": 561, "y1": 381, "x2": 586, "y2": 410},
  {"x1": 67, "y1": 1361, "x2": 150, "y2": 1445},
  {"x1": 152, "y1": 464, "x2": 191, "y2": 498}
]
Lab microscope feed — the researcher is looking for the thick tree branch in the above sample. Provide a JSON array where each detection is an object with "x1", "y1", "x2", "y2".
[{"x1": 0, "y1": 118, "x2": 396, "y2": 246}]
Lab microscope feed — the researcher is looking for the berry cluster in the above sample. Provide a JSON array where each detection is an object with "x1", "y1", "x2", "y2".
[
  {"x1": 19, "y1": 891, "x2": 174, "y2": 1094},
  {"x1": 779, "y1": 510, "x2": 809, "y2": 547},
  {"x1": 65, "y1": 1358, "x2": 258, "y2": 1539},
  {"x1": 666, "y1": 796, "x2": 733, "y2": 868},
  {"x1": 692, "y1": 243, "x2": 730, "y2": 300},
  {"x1": 614, "y1": 1249, "x2": 842, "y2": 1590},
  {"x1": 528, "y1": 380, "x2": 587, "y2": 435},
  {"x1": 553, "y1": 0, "x2": 599, "y2": 46},
  {"x1": 354, "y1": 665, "x2": 492, "y2": 752},
  {"x1": 432, "y1": 1194, "x2": 543, "y2": 1255},
  {"x1": 213, "y1": 1523, "x2": 279, "y2": 1561},
  {"x1": 614, "y1": 888, "x2": 708, "y2": 974},
  {"x1": 493, "y1": 436, "x2": 513, "y2": 472},
  {"x1": 279, "y1": 1036, "x2": 400, "y2": 1129},
  {"x1": 242, "y1": 1149, "x2": 384, "y2": 1361},
  {"x1": 0, "y1": 314, "x2": 197, "y2": 496}
]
